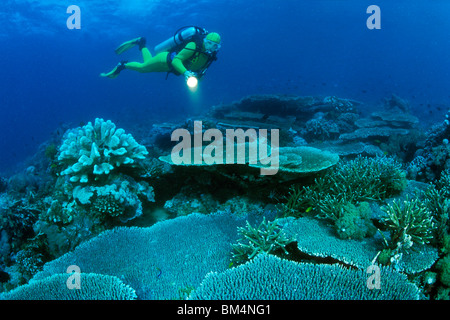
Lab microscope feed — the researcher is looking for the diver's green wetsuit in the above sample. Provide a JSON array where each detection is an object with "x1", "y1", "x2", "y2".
[
  {"x1": 126, "y1": 42, "x2": 210, "y2": 74},
  {"x1": 100, "y1": 36, "x2": 218, "y2": 79}
]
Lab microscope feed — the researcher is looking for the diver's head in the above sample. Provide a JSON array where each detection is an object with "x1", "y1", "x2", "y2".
[{"x1": 204, "y1": 32, "x2": 221, "y2": 53}]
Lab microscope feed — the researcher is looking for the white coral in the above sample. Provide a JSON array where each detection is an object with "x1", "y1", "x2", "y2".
[{"x1": 58, "y1": 118, "x2": 148, "y2": 183}]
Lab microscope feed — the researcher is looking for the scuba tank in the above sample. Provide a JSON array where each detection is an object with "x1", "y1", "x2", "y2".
[{"x1": 154, "y1": 26, "x2": 208, "y2": 55}]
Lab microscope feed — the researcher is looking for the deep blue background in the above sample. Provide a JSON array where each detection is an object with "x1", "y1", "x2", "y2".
[{"x1": 1, "y1": 0, "x2": 450, "y2": 173}]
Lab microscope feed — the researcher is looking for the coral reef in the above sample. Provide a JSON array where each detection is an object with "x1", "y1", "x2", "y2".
[
  {"x1": 209, "y1": 94, "x2": 360, "y2": 120},
  {"x1": 0, "y1": 93, "x2": 447, "y2": 300},
  {"x1": 9, "y1": 212, "x2": 430, "y2": 300}
]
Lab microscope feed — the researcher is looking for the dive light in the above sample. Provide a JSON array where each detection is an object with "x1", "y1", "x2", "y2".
[{"x1": 186, "y1": 76, "x2": 198, "y2": 89}]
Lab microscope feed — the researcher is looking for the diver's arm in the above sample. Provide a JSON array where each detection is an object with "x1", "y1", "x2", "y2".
[{"x1": 171, "y1": 42, "x2": 196, "y2": 75}]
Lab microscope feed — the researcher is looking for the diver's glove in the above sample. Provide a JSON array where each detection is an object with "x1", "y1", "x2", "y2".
[{"x1": 184, "y1": 71, "x2": 197, "y2": 80}]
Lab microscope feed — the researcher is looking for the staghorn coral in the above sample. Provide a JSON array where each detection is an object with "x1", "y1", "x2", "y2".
[
  {"x1": 325, "y1": 156, "x2": 407, "y2": 200},
  {"x1": 422, "y1": 184, "x2": 450, "y2": 250},
  {"x1": 57, "y1": 118, "x2": 148, "y2": 184},
  {"x1": 294, "y1": 192, "x2": 377, "y2": 241},
  {"x1": 230, "y1": 218, "x2": 293, "y2": 265},
  {"x1": 280, "y1": 155, "x2": 407, "y2": 221},
  {"x1": 381, "y1": 197, "x2": 436, "y2": 251},
  {"x1": 378, "y1": 197, "x2": 437, "y2": 269}
]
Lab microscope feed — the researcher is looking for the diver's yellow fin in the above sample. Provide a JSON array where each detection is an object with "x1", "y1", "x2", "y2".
[{"x1": 114, "y1": 37, "x2": 142, "y2": 55}]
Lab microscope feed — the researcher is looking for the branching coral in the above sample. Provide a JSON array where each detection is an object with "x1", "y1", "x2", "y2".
[
  {"x1": 230, "y1": 218, "x2": 293, "y2": 265},
  {"x1": 323, "y1": 156, "x2": 407, "y2": 201},
  {"x1": 426, "y1": 169, "x2": 450, "y2": 239},
  {"x1": 379, "y1": 197, "x2": 436, "y2": 267},
  {"x1": 279, "y1": 156, "x2": 407, "y2": 240},
  {"x1": 422, "y1": 186, "x2": 450, "y2": 249},
  {"x1": 281, "y1": 156, "x2": 407, "y2": 215},
  {"x1": 279, "y1": 184, "x2": 318, "y2": 218},
  {"x1": 92, "y1": 194, "x2": 125, "y2": 219}
]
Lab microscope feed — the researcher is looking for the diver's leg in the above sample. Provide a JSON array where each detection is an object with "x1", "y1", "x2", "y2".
[
  {"x1": 101, "y1": 51, "x2": 170, "y2": 77},
  {"x1": 123, "y1": 61, "x2": 148, "y2": 73},
  {"x1": 125, "y1": 52, "x2": 170, "y2": 73},
  {"x1": 141, "y1": 47, "x2": 152, "y2": 63},
  {"x1": 124, "y1": 47, "x2": 152, "y2": 71}
]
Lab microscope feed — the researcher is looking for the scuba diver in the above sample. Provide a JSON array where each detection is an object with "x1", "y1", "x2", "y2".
[{"x1": 100, "y1": 26, "x2": 221, "y2": 87}]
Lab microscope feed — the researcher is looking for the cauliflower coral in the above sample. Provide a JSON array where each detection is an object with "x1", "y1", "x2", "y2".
[{"x1": 57, "y1": 118, "x2": 148, "y2": 183}]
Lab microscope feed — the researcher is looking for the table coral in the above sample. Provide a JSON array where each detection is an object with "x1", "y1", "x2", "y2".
[{"x1": 189, "y1": 253, "x2": 421, "y2": 300}]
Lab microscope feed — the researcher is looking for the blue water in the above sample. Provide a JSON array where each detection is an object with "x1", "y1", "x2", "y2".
[{"x1": 1, "y1": 0, "x2": 450, "y2": 173}]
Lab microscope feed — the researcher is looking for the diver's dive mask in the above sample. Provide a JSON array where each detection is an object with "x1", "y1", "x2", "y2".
[{"x1": 204, "y1": 39, "x2": 221, "y2": 53}]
